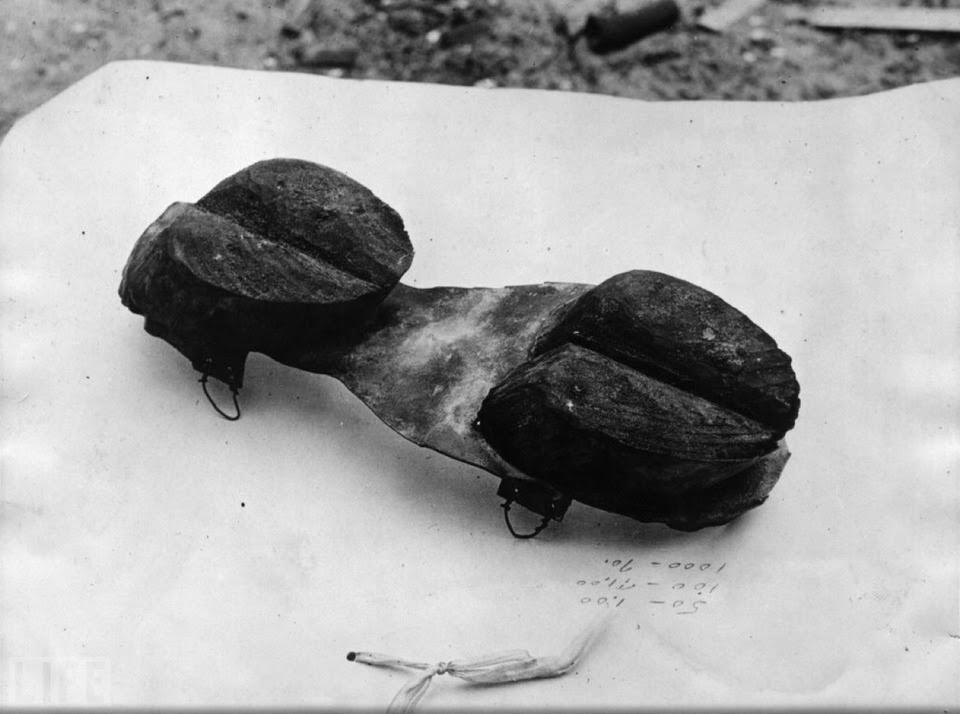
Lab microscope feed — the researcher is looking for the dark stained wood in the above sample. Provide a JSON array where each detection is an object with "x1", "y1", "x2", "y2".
[
  {"x1": 267, "y1": 283, "x2": 792, "y2": 530},
  {"x1": 478, "y1": 343, "x2": 778, "y2": 496},
  {"x1": 196, "y1": 159, "x2": 412, "y2": 289},
  {"x1": 119, "y1": 159, "x2": 801, "y2": 533},
  {"x1": 532, "y1": 270, "x2": 800, "y2": 434},
  {"x1": 119, "y1": 159, "x2": 413, "y2": 388}
]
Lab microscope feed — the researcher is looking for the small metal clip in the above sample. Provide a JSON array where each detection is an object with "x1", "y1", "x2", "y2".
[
  {"x1": 500, "y1": 499, "x2": 552, "y2": 539},
  {"x1": 496, "y1": 477, "x2": 572, "y2": 539},
  {"x1": 199, "y1": 373, "x2": 241, "y2": 421}
]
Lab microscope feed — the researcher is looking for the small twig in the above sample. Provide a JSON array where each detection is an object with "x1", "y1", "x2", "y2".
[{"x1": 348, "y1": 612, "x2": 612, "y2": 712}]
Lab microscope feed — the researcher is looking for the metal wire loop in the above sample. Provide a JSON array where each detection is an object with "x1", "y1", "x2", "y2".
[
  {"x1": 200, "y1": 374, "x2": 241, "y2": 421},
  {"x1": 500, "y1": 499, "x2": 551, "y2": 539}
]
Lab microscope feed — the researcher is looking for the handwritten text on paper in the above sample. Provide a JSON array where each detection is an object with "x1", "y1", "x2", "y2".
[{"x1": 576, "y1": 558, "x2": 728, "y2": 616}]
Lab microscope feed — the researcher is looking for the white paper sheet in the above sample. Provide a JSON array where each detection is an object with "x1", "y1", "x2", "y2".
[{"x1": 0, "y1": 61, "x2": 957, "y2": 708}]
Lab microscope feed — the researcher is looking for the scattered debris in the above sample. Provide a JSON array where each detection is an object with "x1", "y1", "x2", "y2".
[
  {"x1": 285, "y1": 0, "x2": 317, "y2": 28},
  {"x1": 697, "y1": 0, "x2": 766, "y2": 32},
  {"x1": 549, "y1": 0, "x2": 593, "y2": 37},
  {"x1": 8, "y1": 0, "x2": 959, "y2": 147},
  {"x1": 795, "y1": 6, "x2": 960, "y2": 33},
  {"x1": 295, "y1": 43, "x2": 359, "y2": 69},
  {"x1": 386, "y1": 8, "x2": 431, "y2": 36},
  {"x1": 281, "y1": 0, "x2": 319, "y2": 39},
  {"x1": 583, "y1": 0, "x2": 681, "y2": 54},
  {"x1": 749, "y1": 27, "x2": 773, "y2": 45},
  {"x1": 439, "y1": 19, "x2": 489, "y2": 48}
]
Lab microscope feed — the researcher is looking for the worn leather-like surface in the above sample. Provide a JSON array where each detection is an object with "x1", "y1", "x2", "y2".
[{"x1": 1, "y1": 62, "x2": 957, "y2": 707}]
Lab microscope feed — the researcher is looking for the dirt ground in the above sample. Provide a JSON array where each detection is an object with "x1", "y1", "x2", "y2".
[{"x1": 2, "y1": 0, "x2": 959, "y2": 139}]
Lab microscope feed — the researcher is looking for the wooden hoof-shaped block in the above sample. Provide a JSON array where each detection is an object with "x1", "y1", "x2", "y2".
[
  {"x1": 119, "y1": 159, "x2": 413, "y2": 387},
  {"x1": 478, "y1": 271, "x2": 800, "y2": 529}
]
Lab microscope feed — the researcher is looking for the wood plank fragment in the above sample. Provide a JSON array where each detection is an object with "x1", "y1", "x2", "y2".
[
  {"x1": 697, "y1": 0, "x2": 766, "y2": 32},
  {"x1": 804, "y1": 7, "x2": 960, "y2": 33}
]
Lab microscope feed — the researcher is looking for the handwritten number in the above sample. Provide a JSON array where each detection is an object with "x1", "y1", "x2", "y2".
[{"x1": 585, "y1": 557, "x2": 728, "y2": 615}]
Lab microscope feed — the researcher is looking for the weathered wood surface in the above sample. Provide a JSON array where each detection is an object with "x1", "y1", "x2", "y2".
[
  {"x1": 119, "y1": 159, "x2": 413, "y2": 387},
  {"x1": 803, "y1": 6, "x2": 960, "y2": 33},
  {"x1": 697, "y1": 0, "x2": 766, "y2": 32},
  {"x1": 531, "y1": 270, "x2": 800, "y2": 432},
  {"x1": 119, "y1": 159, "x2": 801, "y2": 532}
]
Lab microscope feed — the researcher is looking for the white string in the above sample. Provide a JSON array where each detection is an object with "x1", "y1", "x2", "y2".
[{"x1": 347, "y1": 612, "x2": 612, "y2": 712}]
